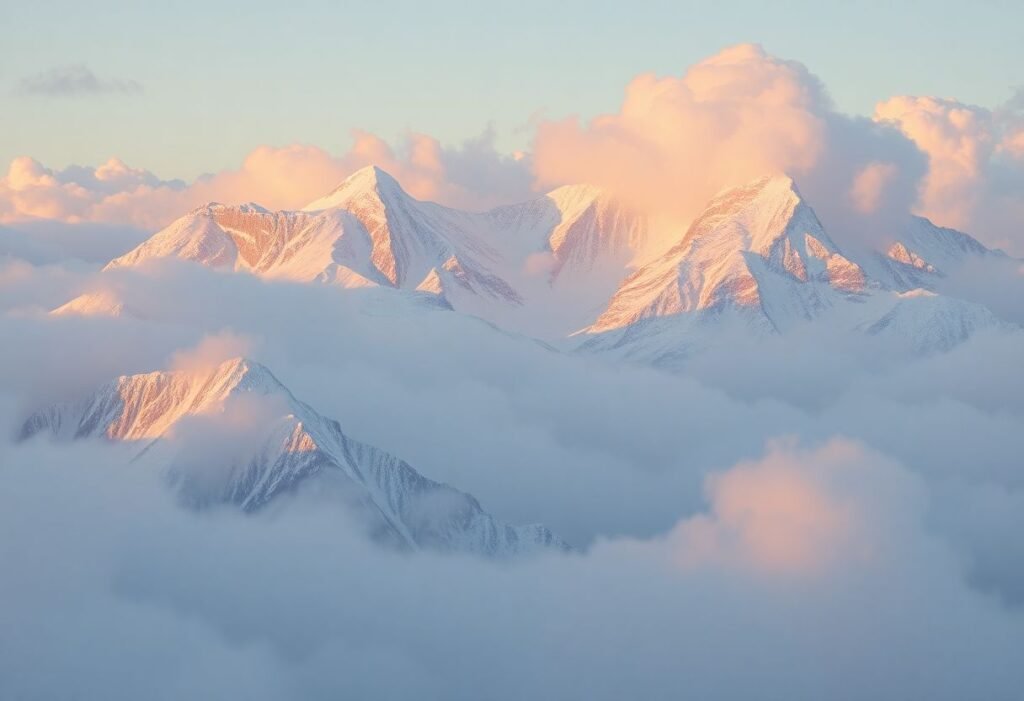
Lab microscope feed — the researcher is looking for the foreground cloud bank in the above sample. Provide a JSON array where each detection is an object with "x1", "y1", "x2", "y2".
[
  {"x1": 3, "y1": 44, "x2": 1023, "y2": 254},
  {"x1": 2, "y1": 436, "x2": 1023, "y2": 701}
]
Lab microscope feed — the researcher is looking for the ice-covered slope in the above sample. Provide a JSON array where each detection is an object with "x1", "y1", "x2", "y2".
[
  {"x1": 587, "y1": 175, "x2": 866, "y2": 334},
  {"x1": 20, "y1": 358, "x2": 566, "y2": 557}
]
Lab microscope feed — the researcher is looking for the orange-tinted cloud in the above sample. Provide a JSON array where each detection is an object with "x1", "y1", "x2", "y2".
[
  {"x1": 849, "y1": 161, "x2": 900, "y2": 214},
  {"x1": 531, "y1": 43, "x2": 924, "y2": 251},
  {"x1": 0, "y1": 156, "x2": 188, "y2": 227},
  {"x1": 668, "y1": 438, "x2": 919, "y2": 577},
  {"x1": 534, "y1": 44, "x2": 826, "y2": 221},
  {"x1": 170, "y1": 332, "x2": 255, "y2": 374},
  {"x1": 0, "y1": 129, "x2": 533, "y2": 231}
]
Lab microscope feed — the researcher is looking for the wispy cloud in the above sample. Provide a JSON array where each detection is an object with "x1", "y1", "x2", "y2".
[{"x1": 14, "y1": 64, "x2": 142, "y2": 98}]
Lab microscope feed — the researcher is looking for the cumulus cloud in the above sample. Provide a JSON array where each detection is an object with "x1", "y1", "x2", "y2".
[
  {"x1": 0, "y1": 130, "x2": 534, "y2": 231},
  {"x1": 0, "y1": 156, "x2": 187, "y2": 227},
  {"x1": 670, "y1": 439, "x2": 899, "y2": 575},
  {"x1": 875, "y1": 94, "x2": 1024, "y2": 253},
  {"x1": 849, "y1": 161, "x2": 900, "y2": 214},
  {"x1": 334, "y1": 126, "x2": 535, "y2": 211},
  {"x1": 15, "y1": 64, "x2": 143, "y2": 97},
  {"x1": 531, "y1": 43, "x2": 927, "y2": 253}
]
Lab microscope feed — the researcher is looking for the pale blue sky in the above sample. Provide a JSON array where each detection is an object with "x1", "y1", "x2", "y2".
[{"x1": 3, "y1": 0, "x2": 1022, "y2": 180}]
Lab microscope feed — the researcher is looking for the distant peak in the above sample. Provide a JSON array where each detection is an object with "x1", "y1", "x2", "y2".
[{"x1": 329, "y1": 165, "x2": 406, "y2": 200}]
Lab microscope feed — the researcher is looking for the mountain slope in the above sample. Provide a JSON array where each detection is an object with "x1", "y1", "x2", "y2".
[
  {"x1": 587, "y1": 175, "x2": 866, "y2": 334},
  {"x1": 19, "y1": 358, "x2": 566, "y2": 557},
  {"x1": 107, "y1": 168, "x2": 522, "y2": 309},
  {"x1": 303, "y1": 166, "x2": 521, "y2": 302},
  {"x1": 574, "y1": 175, "x2": 1015, "y2": 367},
  {"x1": 105, "y1": 202, "x2": 389, "y2": 288}
]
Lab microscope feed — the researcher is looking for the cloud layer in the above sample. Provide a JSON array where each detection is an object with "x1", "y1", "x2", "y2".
[{"x1": 2, "y1": 435, "x2": 1022, "y2": 701}]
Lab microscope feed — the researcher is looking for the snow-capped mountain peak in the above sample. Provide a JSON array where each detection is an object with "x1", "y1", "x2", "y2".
[
  {"x1": 100, "y1": 166, "x2": 520, "y2": 303},
  {"x1": 587, "y1": 173, "x2": 865, "y2": 333},
  {"x1": 21, "y1": 357, "x2": 283, "y2": 442}
]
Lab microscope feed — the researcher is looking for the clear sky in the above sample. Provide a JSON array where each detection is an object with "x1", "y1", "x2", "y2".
[{"x1": 3, "y1": 0, "x2": 1022, "y2": 180}]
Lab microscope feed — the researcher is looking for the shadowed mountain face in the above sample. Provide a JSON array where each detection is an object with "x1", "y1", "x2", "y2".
[{"x1": 20, "y1": 358, "x2": 567, "y2": 558}]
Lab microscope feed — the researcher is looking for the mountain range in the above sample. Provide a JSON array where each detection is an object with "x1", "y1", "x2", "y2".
[
  {"x1": 61, "y1": 166, "x2": 1016, "y2": 353},
  {"x1": 36, "y1": 165, "x2": 1021, "y2": 555}
]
